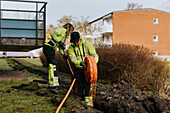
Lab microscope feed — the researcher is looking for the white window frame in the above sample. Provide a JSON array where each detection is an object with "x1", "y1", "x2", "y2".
[
  {"x1": 153, "y1": 18, "x2": 158, "y2": 24},
  {"x1": 153, "y1": 51, "x2": 158, "y2": 56},
  {"x1": 101, "y1": 36, "x2": 104, "y2": 42},
  {"x1": 98, "y1": 21, "x2": 103, "y2": 27},
  {"x1": 107, "y1": 36, "x2": 110, "y2": 42},
  {"x1": 153, "y1": 35, "x2": 158, "y2": 42}
]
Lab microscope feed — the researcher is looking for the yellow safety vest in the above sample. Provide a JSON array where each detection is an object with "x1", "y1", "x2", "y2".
[{"x1": 68, "y1": 38, "x2": 99, "y2": 69}]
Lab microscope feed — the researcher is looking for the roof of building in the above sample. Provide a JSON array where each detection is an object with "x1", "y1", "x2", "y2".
[
  {"x1": 89, "y1": 8, "x2": 170, "y2": 24},
  {"x1": 1, "y1": 0, "x2": 47, "y2": 4}
]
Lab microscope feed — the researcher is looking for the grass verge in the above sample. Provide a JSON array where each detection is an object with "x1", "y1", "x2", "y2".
[
  {"x1": 0, "y1": 58, "x2": 13, "y2": 70},
  {"x1": 21, "y1": 58, "x2": 43, "y2": 67},
  {"x1": 0, "y1": 58, "x2": 56, "y2": 113},
  {"x1": 0, "y1": 79, "x2": 56, "y2": 113}
]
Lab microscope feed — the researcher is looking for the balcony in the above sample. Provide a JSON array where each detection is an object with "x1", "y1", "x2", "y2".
[
  {"x1": 0, "y1": 0, "x2": 47, "y2": 52},
  {"x1": 101, "y1": 25, "x2": 113, "y2": 34}
]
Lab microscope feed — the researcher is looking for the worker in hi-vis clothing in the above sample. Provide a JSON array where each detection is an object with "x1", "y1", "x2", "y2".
[
  {"x1": 43, "y1": 23, "x2": 74, "y2": 90},
  {"x1": 68, "y1": 31, "x2": 99, "y2": 104}
]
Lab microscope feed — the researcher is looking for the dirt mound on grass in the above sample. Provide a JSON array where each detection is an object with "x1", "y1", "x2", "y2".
[
  {"x1": 6, "y1": 59, "x2": 170, "y2": 113},
  {"x1": 11, "y1": 81, "x2": 102, "y2": 113},
  {"x1": 95, "y1": 81, "x2": 170, "y2": 113},
  {"x1": 11, "y1": 80, "x2": 170, "y2": 113},
  {"x1": 0, "y1": 70, "x2": 35, "y2": 81}
]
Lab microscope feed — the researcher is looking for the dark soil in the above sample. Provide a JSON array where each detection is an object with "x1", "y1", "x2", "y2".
[
  {"x1": 95, "y1": 81, "x2": 170, "y2": 113},
  {"x1": 5, "y1": 59, "x2": 170, "y2": 113}
]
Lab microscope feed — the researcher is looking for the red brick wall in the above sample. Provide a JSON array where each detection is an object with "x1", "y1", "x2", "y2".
[{"x1": 112, "y1": 9, "x2": 170, "y2": 55}]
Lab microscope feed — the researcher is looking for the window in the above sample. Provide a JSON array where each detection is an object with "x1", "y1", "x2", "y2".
[
  {"x1": 93, "y1": 23, "x2": 97, "y2": 28},
  {"x1": 153, "y1": 18, "x2": 158, "y2": 24},
  {"x1": 108, "y1": 18, "x2": 112, "y2": 24},
  {"x1": 153, "y1": 51, "x2": 158, "y2": 56},
  {"x1": 153, "y1": 35, "x2": 158, "y2": 42},
  {"x1": 107, "y1": 36, "x2": 110, "y2": 42},
  {"x1": 101, "y1": 35, "x2": 104, "y2": 42},
  {"x1": 104, "y1": 18, "x2": 112, "y2": 25},
  {"x1": 98, "y1": 21, "x2": 103, "y2": 27}
]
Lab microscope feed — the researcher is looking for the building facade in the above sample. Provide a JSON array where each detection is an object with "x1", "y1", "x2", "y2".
[{"x1": 89, "y1": 9, "x2": 170, "y2": 61}]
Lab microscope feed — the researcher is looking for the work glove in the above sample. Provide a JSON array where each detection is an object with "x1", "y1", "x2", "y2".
[
  {"x1": 63, "y1": 54, "x2": 69, "y2": 59},
  {"x1": 59, "y1": 41, "x2": 65, "y2": 49},
  {"x1": 80, "y1": 61, "x2": 87, "y2": 70}
]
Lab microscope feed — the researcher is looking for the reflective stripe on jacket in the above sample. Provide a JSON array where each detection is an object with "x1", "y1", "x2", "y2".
[
  {"x1": 68, "y1": 37, "x2": 99, "y2": 69},
  {"x1": 44, "y1": 27, "x2": 67, "y2": 55}
]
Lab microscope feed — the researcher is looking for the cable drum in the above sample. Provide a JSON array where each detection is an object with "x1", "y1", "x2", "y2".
[{"x1": 84, "y1": 56, "x2": 98, "y2": 83}]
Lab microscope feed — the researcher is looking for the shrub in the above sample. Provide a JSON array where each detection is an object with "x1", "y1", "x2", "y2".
[
  {"x1": 39, "y1": 51, "x2": 48, "y2": 67},
  {"x1": 96, "y1": 43, "x2": 169, "y2": 94},
  {"x1": 39, "y1": 51, "x2": 74, "y2": 75},
  {"x1": 40, "y1": 43, "x2": 169, "y2": 94}
]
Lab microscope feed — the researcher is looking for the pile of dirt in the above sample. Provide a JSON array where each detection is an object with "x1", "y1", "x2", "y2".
[
  {"x1": 11, "y1": 80, "x2": 170, "y2": 113},
  {"x1": 7, "y1": 59, "x2": 170, "y2": 113},
  {"x1": 95, "y1": 81, "x2": 170, "y2": 113}
]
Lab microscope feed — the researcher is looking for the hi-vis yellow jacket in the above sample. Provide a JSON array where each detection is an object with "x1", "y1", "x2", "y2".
[
  {"x1": 68, "y1": 37, "x2": 99, "y2": 69},
  {"x1": 44, "y1": 27, "x2": 67, "y2": 55}
]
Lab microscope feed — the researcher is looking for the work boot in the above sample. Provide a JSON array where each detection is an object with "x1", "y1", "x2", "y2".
[
  {"x1": 47, "y1": 85, "x2": 59, "y2": 89},
  {"x1": 46, "y1": 84, "x2": 56, "y2": 88},
  {"x1": 54, "y1": 86, "x2": 60, "y2": 91},
  {"x1": 52, "y1": 87, "x2": 60, "y2": 94},
  {"x1": 47, "y1": 86, "x2": 60, "y2": 94},
  {"x1": 85, "y1": 96, "x2": 94, "y2": 107}
]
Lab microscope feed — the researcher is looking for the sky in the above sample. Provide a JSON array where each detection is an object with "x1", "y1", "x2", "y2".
[
  {"x1": 44, "y1": 0, "x2": 170, "y2": 26},
  {"x1": 2, "y1": 0, "x2": 170, "y2": 26}
]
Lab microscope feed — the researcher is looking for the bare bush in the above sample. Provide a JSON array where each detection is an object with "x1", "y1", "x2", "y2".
[
  {"x1": 39, "y1": 51, "x2": 74, "y2": 75},
  {"x1": 96, "y1": 43, "x2": 169, "y2": 94},
  {"x1": 40, "y1": 43, "x2": 169, "y2": 94}
]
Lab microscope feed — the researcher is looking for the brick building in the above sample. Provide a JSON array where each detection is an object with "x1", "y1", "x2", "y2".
[{"x1": 89, "y1": 8, "x2": 170, "y2": 61}]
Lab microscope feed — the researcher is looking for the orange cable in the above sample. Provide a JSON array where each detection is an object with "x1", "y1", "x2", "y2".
[
  {"x1": 55, "y1": 78, "x2": 76, "y2": 113},
  {"x1": 55, "y1": 49, "x2": 75, "y2": 113}
]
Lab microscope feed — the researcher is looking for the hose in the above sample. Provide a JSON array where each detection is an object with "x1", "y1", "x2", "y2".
[
  {"x1": 55, "y1": 78, "x2": 76, "y2": 113},
  {"x1": 55, "y1": 49, "x2": 75, "y2": 113}
]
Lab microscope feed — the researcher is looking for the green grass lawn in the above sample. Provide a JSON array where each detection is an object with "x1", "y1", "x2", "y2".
[
  {"x1": 0, "y1": 80, "x2": 56, "y2": 113},
  {"x1": 21, "y1": 58, "x2": 43, "y2": 66},
  {"x1": 12, "y1": 58, "x2": 47, "y2": 71},
  {"x1": 0, "y1": 58, "x2": 57, "y2": 113},
  {"x1": 0, "y1": 58, "x2": 13, "y2": 70},
  {"x1": 0, "y1": 58, "x2": 169, "y2": 112}
]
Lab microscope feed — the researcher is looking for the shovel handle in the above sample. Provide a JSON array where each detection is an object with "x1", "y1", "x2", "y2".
[{"x1": 63, "y1": 50, "x2": 74, "y2": 76}]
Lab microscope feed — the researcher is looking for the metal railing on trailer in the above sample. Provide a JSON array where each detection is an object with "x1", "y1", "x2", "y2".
[{"x1": 0, "y1": 0, "x2": 47, "y2": 51}]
